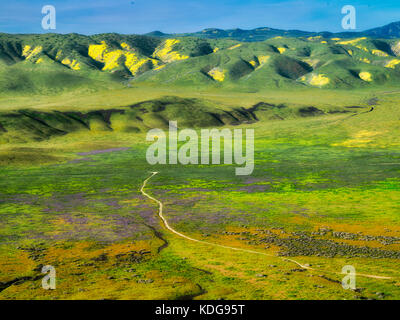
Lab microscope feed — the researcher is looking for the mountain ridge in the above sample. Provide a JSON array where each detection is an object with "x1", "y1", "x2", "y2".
[
  {"x1": 1, "y1": 28, "x2": 400, "y2": 94},
  {"x1": 145, "y1": 21, "x2": 400, "y2": 42}
]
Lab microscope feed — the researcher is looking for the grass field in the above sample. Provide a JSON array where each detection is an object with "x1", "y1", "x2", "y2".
[{"x1": 0, "y1": 84, "x2": 399, "y2": 300}]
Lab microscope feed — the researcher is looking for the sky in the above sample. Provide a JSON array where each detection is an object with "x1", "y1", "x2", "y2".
[{"x1": 0, "y1": 0, "x2": 399, "y2": 35}]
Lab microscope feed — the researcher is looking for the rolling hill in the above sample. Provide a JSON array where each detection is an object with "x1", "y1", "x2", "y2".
[
  {"x1": 0, "y1": 96, "x2": 256, "y2": 142},
  {"x1": 0, "y1": 27, "x2": 400, "y2": 95},
  {"x1": 0, "y1": 95, "x2": 355, "y2": 143}
]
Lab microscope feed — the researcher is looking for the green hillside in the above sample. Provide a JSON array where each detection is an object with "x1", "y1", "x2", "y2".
[
  {"x1": 0, "y1": 96, "x2": 253, "y2": 143},
  {"x1": 0, "y1": 95, "x2": 359, "y2": 143},
  {"x1": 136, "y1": 36, "x2": 400, "y2": 90},
  {"x1": 0, "y1": 33, "x2": 400, "y2": 95}
]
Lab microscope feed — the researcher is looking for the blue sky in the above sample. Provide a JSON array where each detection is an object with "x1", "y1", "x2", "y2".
[{"x1": 1, "y1": 0, "x2": 399, "y2": 34}]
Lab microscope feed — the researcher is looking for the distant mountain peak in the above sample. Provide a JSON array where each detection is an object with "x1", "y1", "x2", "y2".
[
  {"x1": 365, "y1": 21, "x2": 400, "y2": 38},
  {"x1": 146, "y1": 31, "x2": 168, "y2": 37}
]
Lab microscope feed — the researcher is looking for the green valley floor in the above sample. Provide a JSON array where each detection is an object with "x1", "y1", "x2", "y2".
[{"x1": 0, "y1": 87, "x2": 400, "y2": 300}]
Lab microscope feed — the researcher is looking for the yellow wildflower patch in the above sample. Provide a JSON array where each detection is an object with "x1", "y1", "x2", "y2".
[
  {"x1": 359, "y1": 58, "x2": 371, "y2": 64},
  {"x1": 88, "y1": 41, "x2": 107, "y2": 61},
  {"x1": 28, "y1": 46, "x2": 43, "y2": 59},
  {"x1": 154, "y1": 65, "x2": 166, "y2": 71},
  {"x1": 228, "y1": 44, "x2": 242, "y2": 50},
  {"x1": 333, "y1": 130, "x2": 382, "y2": 147},
  {"x1": 249, "y1": 60, "x2": 257, "y2": 67},
  {"x1": 88, "y1": 40, "x2": 155, "y2": 75},
  {"x1": 0, "y1": 250, "x2": 35, "y2": 281},
  {"x1": 258, "y1": 55, "x2": 270, "y2": 65},
  {"x1": 372, "y1": 49, "x2": 389, "y2": 57},
  {"x1": 277, "y1": 47, "x2": 286, "y2": 54},
  {"x1": 347, "y1": 49, "x2": 353, "y2": 56},
  {"x1": 103, "y1": 50, "x2": 124, "y2": 71},
  {"x1": 355, "y1": 130, "x2": 380, "y2": 138},
  {"x1": 124, "y1": 51, "x2": 154, "y2": 75},
  {"x1": 153, "y1": 39, "x2": 189, "y2": 63},
  {"x1": 56, "y1": 50, "x2": 63, "y2": 60},
  {"x1": 213, "y1": 47, "x2": 219, "y2": 53},
  {"x1": 22, "y1": 45, "x2": 31, "y2": 56},
  {"x1": 120, "y1": 42, "x2": 131, "y2": 50},
  {"x1": 61, "y1": 58, "x2": 71, "y2": 65},
  {"x1": 331, "y1": 38, "x2": 341, "y2": 41},
  {"x1": 310, "y1": 74, "x2": 330, "y2": 87},
  {"x1": 62, "y1": 58, "x2": 81, "y2": 70},
  {"x1": 338, "y1": 37, "x2": 366, "y2": 45},
  {"x1": 252, "y1": 55, "x2": 270, "y2": 69},
  {"x1": 321, "y1": 41, "x2": 327, "y2": 44},
  {"x1": 207, "y1": 67, "x2": 225, "y2": 82},
  {"x1": 67, "y1": 58, "x2": 78, "y2": 69},
  {"x1": 359, "y1": 72, "x2": 372, "y2": 82},
  {"x1": 22, "y1": 45, "x2": 43, "y2": 60},
  {"x1": 385, "y1": 59, "x2": 400, "y2": 69},
  {"x1": 36, "y1": 58, "x2": 43, "y2": 64},
  {"x1": 355, "y1": 45, "x2": 369, "y2": 52}
]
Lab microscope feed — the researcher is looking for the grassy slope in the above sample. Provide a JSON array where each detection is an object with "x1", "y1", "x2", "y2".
[
  {"x1": 0, "y1": 96, "x2": 262, "y2": 143},
  {"x1": 133, "y1": 37, "x2": 400, "y2": 90},
  {"x1": 0, "y1": 33, "x2": 400, "y2": 98}
]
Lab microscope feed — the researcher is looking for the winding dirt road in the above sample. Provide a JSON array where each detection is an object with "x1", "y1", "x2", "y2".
[{"x1": 141, "y1": 172, "x2": 393, "y2": 281}]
